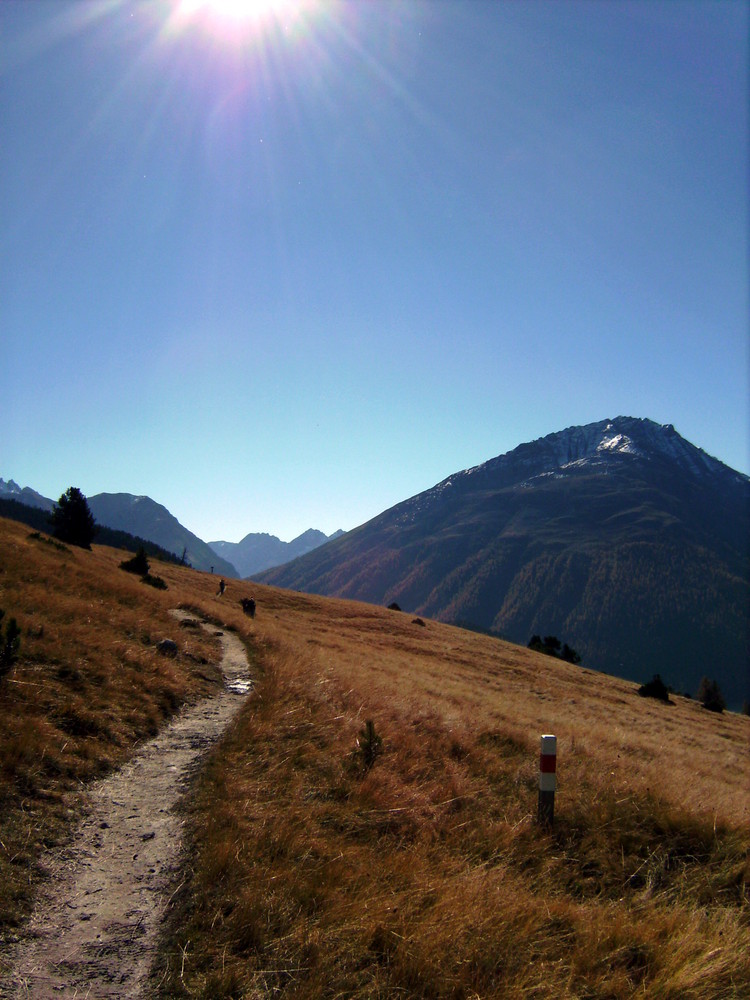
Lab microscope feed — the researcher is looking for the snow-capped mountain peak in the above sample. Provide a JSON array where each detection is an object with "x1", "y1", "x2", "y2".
[
  {"x1": 436, "y1": 417, "x2": 746, "y2": 499},
  {"x1": 520, "y1": 416, "x2": 744, "y2": 481}
]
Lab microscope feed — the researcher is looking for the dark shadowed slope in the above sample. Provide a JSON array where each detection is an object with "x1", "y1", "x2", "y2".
[
  {"x1": 88, "y1": 493, "x2": 237, "y2": 577},
  {"x1": 256, "y1": 417, "x2": 750, "y2": 707}
]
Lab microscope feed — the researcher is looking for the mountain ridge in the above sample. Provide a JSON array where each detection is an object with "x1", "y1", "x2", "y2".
[
  {"x1": 425, "y1": 417, "x2": 745, "y2": 496},
  {"x1": 4, "y1": 417, "x2": 748, "y2": 704},
  {"x1": 209, "y1": 528, "x2": 346, "y2": 578},
  {"x1": 0, "y1": 480, "x2": 341, "y2": 579},
  {"x1": 86, "y1": 493, "x2": 238, "y2": 577},
  {"x1": 0, "y1": 478, "x2": 55, "y2": 512},
  {"x1": 255, "y1": 416, "x2": 750, "y2": 708}
]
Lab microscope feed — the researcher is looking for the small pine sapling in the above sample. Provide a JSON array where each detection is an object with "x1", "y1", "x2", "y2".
[
  {"x1": 0, "y1": 609, "x2": 21, "y2": 681},
  {"x1": 357, "y1": 719, "x2": 383, "y2": 770}
]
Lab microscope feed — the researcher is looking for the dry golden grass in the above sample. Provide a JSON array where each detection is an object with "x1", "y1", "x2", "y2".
[
  {"x1": 1, "y1": 514, "x2": 748, "y2": 998},
  {"x1": 241, "y1": 587, "x2": 750, "y2": 827},
  {"x1": 150, "y1": 583, "x2": 749, "y2": 998},
  {"x1": 0, "y1": 517, "x2": 224, "y2": 934}
]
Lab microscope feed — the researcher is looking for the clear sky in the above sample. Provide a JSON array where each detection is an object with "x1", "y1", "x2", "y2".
[{"x1": 2, "y1": 0, "x2": 747, "y2": 543}]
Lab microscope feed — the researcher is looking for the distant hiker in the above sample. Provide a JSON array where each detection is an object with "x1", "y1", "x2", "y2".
[
  {"x1": 218, "y1": 578, "x2": 226, "y2": 597},
  {"x1": 241, "y1": 597, "x2": 256, "y2": 618}
]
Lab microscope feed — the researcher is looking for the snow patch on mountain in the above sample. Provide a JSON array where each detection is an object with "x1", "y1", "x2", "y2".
[
  {"x1": 405, "y1": 417, "x2": 747, "y2": 510},
  {"x1": 597, "y1": 429, "x2": 640, "y2": 456}
]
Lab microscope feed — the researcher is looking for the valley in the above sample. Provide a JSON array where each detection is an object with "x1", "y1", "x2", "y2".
[
  {"x1": 4, "y1": 417, "x2": 748, "y2": 708},
  {"x1": 0, "y1": 515, "x2": 747, "y2": 997}
]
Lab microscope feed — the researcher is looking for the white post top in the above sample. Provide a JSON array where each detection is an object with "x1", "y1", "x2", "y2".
[{"x1": 540, "y1": 734, "x2": 557, "y2": 753}]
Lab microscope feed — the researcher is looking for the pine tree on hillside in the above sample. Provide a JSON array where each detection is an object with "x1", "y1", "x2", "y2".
[
  {"x1": 697, "y1": 676, "x2": 726, "y2": 714},
  {"x1": 560, "y1": 643, "x2": 581, "y2": 665},
  {"x1": 51, "y1": 487, "x2": 97, "y2": 549}
]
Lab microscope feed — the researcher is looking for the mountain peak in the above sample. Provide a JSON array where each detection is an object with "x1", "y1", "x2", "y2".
[
  {"x1": 291, "y1": 528, "x2": 328, "y2": 544},
  {"x1": 210, "y1": 528, "x2": 343, "y2": 578},
  {"x1": 536, "y1": 416, "x2": 674, "y2": 466},
  {"x1": 257, "y1": 416, "x2": 749, "y2": 707},
  {"x1": 457, "y1": 416, "x2": 744, "y2": 490},
  {"x1": 0, "y1": 478, "x2": 55, "y2": 511}
]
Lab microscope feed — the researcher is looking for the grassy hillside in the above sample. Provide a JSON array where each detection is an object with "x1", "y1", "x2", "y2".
[
  {"x1": 255, "y1": 432, "x2": 750, "y2": 710},
  {"x1": 0, "y1": 517, "x2": 227, "y2": 938},
  {"x1": 0, "y1": 516, "x2": 748, "y2": 998}
]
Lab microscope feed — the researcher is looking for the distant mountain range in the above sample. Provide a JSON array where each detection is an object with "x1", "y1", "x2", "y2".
[
  {"x1": 0, "y1": 480, "x2": 338, "y2": 578},
  {"x1": 209, "y1": 529, "x2": 345, "y2": 578},
  {"x1": 255, "y1": 417, "x2": 750, "y2": 709},
  {"x1": 86, "y1": 493, "x2": 238, "y2": 577},
  {"x1": 4, "y1": 417, "x2": 749, "y2": 707},
  {"x1": 0, "y1": 480, "x2": 54, "y2": 513}
]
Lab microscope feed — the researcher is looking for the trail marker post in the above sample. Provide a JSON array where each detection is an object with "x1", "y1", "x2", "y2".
[{"x1": 538, "y1": 734, "x2": 557, "y2": 827}]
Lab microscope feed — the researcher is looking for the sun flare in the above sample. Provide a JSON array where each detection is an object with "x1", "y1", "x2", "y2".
[{"x1": 175, "y1": 0, "x2": 316, "y2": 37}]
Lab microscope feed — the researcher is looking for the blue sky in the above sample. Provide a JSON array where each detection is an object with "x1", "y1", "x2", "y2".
[{"x1": 2, "y1": 0, "x2": 747, "y2": 542}]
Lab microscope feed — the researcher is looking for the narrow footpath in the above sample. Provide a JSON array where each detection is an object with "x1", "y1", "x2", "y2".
[{"x1": 0, "y1": 611, "x2": 252, "y2": 999}]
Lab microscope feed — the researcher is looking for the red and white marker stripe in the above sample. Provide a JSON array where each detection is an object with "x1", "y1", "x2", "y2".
[{"x1": 538, "y1": 734, "x2": 556, "y2": 825}]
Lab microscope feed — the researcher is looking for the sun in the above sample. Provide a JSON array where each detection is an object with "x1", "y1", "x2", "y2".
[
  {"x1": 180, "y1": 0, "x2": 290, "y2": 21},
  {"x1": 175, "y1": 0, "x2": 315, "y2": 37}
]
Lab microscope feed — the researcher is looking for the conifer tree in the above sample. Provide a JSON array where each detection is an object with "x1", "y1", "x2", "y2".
[
  {"x1": 697, "y1": 676, "x2": 726, "y2": 713},
  {"x1": 51, "y1": 487, "x2": 97, "y2": 549}
]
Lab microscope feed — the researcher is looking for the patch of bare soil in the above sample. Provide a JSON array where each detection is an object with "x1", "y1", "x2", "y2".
[{"x1": 0, "y1": 612, "x2": 252, "y2": 999}]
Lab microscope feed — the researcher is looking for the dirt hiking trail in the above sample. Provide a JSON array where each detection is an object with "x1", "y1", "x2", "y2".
[{"x1": 0, "y1": 611, "x2": 252, "y2": 999}]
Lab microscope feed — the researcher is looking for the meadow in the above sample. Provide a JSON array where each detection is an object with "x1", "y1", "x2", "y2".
[{"x1": 0, "y1": 515, "x2": 747, "y2": 998}]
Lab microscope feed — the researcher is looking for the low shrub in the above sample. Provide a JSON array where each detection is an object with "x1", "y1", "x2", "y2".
[
  {"x1": 638, "y1": 674, "x2": 671, "y2": 702},
  {"x1": 120, "y1": 546, "x2": 150, "y2": 576},
  {"x1": 28, "y1": 532, "x2": 69, "y2": 553},
  {"x1": 528, "y1": 634, "x2": 581, "y2": 664},
  {"x1": 120, "y1": 547, "x2": 167, "y2": 589}
]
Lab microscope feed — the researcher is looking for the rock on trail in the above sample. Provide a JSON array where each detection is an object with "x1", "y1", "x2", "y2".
[{"x1": 0, "y1": 612, "x2": 252, "y2": 999}]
